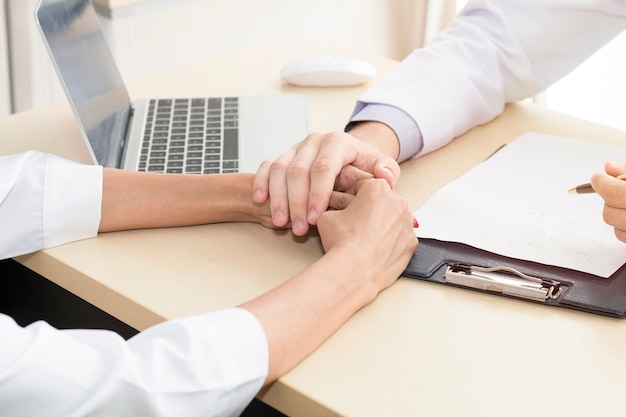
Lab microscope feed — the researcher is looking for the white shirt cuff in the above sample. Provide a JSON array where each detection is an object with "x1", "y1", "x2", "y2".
[{"x1": 43, "y1": 154, "x2": 102, "y2": 249}]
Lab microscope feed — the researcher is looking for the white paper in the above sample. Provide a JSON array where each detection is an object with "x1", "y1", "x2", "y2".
[{"x1": 414, "y1": 133, "x2": 626, "y2": 278}]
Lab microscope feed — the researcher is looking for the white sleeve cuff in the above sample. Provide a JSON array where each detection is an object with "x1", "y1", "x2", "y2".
[{"x1": 43, "y1": 154, "x2": 102, "y2": 249}]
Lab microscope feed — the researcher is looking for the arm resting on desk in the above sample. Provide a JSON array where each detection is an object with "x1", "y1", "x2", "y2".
[
  {"x1": 1, "y1": 152, "x2": 416, "y2": 414},
  {"x1": 100, "y1": 170, "x2": 275, "y2": 232},
  {"x1": 242, "y1": 179, "x2": 418, "y2": 384},
  {"x1": 100, "y1": 168, "x2": 353, "y2": 233}
]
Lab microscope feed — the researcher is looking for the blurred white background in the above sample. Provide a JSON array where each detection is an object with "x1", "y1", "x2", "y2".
[{"x1": 1, "y1": 0, "x2": 625, "y2": 135}]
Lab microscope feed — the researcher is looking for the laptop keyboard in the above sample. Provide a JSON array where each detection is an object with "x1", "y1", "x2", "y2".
[{"x1": 139, "y1": 97, "x2": 239, "y2": 174}]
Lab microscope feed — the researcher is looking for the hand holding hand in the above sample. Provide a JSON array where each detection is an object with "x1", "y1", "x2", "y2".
[
  {"x1": 253, "y1": 130, "x2": 400, "y2": 236},
  {"x1": 316, "y1": 179, "x2": 418, "y2": 295}
]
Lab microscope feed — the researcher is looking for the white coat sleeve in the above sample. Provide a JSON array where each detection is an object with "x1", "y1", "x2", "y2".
[
  {"x1": 0, "y1": 151, "x2": 270, "y2": 415},
  {"x1": 355, "y1": 0, "x2": 626, "y2": 159},
  {"x1": 0, "y1": 151, "x2": 102, "y2": 259},
  {"x1": 0, "y1": 308, "x2": 269, "y2": 417}
]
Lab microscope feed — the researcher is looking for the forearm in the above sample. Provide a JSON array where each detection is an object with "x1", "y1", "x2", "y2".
[
  {"x1": 240, "y1": 247, "x2": 376, "y2": 384},
  {"x1": 100, "y1": 170, "x2": 266, "y2": 232}
]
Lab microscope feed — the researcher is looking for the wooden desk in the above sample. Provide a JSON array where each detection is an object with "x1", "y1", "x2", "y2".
[{"x1": 4, "y1": 38, "x2": 626, "y2": 417}]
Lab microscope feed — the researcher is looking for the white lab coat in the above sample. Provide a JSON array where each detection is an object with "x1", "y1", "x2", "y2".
[
  {"x1": 0, "y1": 151, "x2": 267, "y2": 417},
  {"x1": 356, "y1": 0, "x2": 626, "y2": 159}
]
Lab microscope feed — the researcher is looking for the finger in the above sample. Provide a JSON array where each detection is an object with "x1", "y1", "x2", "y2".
[
  {"x1": 328, "y1": 191, "x2": 354, "y2": 210},
  {"x1": 306, "y1": 132, "x2": 353, "y2": 225},
  {"x1": 602, "y1": 204, "x2": 626, "y2": 233},
  {"x1": 304, "y1": 131, "x2": 400, "y2": 226},
  {"x1": 347, "y1": 143, "x2": 400, "y2": 188},
  {"x1": 306, "y1": 134, "x2": 399, "y2": 224},
  {"x1": 592, "y1": 172, "x2": 626, "y2": 208},
  {"x1": 353, "y1": 177, "x2": 392, "y2": 195},
  {"x1": 253, "y1": 160, "x2": 272, "y2": 203},
  {"x1": 593, "y1": 171, "x2": 626, "y2": 244},
  {"x1": 334, "y1": 165, "x2": 374, "y2": 194},
  {"x1": 373, "y1": 163, "x2": 400, "y2": 188},
  {"x1": 353, "y1": 179, "x2": 417, "y2": 228},
  {"x1": 285, "y1": 136, "x2": 324, "y2": 236},
  {"x1": 267, "y1": 150, "x2": 298, "y2": 227},
  {"x1": 605, "y1": 161, "x2": 626, "y2": 177}
]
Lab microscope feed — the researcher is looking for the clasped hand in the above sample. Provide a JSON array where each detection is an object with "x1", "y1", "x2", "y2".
[{"x1": 253, "y1": 130, "x2": 400, "y2": 236}]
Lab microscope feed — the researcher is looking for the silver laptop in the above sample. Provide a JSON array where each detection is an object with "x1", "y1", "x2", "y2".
[{"x1": 34, "y1": 0, "x2": 309, "y2": 173}]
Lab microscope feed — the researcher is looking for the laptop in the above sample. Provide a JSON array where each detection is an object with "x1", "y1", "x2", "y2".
[{"x1": 34, "y1": 0, "x2": 309, "y2": 173}]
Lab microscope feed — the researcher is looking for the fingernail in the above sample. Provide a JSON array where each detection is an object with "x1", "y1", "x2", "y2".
[
  {"x1": 273, "y1": 209, "x2": 286, "y2": 225},
  {"x1": 307, "y1": 208, "x2": 317, "y2": 224},
  {"x1": 382, "y1": 165, "x2": 396, "y2": 186},
  {"x1": 294, "y1": 219, "x2": 307, "y2": 234},
  {"x1": 411, "y1": 214, "x2": 419, "y2": 228},
  {"x1": 253, "y1": 189, "x2": 264, "y2": 202}
]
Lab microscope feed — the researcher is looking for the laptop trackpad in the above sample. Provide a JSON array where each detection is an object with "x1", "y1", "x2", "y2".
[{"x1": 238, "y1": 95, "x2": 309, "y2": 173}]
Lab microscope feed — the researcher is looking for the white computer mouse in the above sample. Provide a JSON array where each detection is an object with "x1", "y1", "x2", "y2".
[{"x1": 280, "y1": 55, "x2": 377, "y2": 87}]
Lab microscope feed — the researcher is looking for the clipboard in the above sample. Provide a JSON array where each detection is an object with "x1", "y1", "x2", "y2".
[{"x1": 403, "y1": 237, "x2": 626, "y2": 318}]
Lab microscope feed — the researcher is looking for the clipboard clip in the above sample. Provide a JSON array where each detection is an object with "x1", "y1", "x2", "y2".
[{"x1": 444, "y1": 264, "x2": 565, "y2": 302}]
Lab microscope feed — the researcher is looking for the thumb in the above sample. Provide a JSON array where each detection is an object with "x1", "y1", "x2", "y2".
[
  {"x1": 373, "y1": 163, "x2": 399, "y2": 188},
  {"x1": 328, "y1": 191, "x2": 354, "y2": 210}
]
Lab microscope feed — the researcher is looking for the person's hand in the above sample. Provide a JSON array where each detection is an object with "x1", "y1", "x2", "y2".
[
  {"x1": 240, "y1": 178, "x2": 416, "y2": 385},
  {"x1": 316, "y1": 179, "x2": 418, "y2": 294},
  {"x1": 254, "y1": 189, "x2": 354, "y2": 230},
  {"x1": 591, "y1": 161, "x2": 626, "y2": 243},
  {"x1": 253, "y1": 130, "x2": 400, "y2": 236}
]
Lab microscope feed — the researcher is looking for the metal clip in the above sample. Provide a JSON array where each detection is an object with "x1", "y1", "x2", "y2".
[{"x1": 444, "y1": 264, "x2": 565, "y2": 302}]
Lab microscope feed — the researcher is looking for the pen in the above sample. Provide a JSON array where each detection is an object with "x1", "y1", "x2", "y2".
[{"x1": 568, "y1": 173, "x2": 626, "y2": 194}]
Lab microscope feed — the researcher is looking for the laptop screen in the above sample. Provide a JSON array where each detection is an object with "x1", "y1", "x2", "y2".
[{"x1": 35, "y1": 0, "x2": 131, "y2": 168}]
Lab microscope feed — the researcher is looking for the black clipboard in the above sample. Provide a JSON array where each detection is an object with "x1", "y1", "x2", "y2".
[{"x1": 403, "y1": 237, "x2": 626, "y2": 318}]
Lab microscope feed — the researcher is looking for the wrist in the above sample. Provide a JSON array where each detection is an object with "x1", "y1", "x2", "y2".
[
  {"x1": 346, "y1": 121, "x2": 400, "y2": 160},
  {"x1": 216, "y1": 174, "x2": 269, "y2": 224},
  {"x1": 321, "y1": 245, "x2": 381, "y2": 306}
]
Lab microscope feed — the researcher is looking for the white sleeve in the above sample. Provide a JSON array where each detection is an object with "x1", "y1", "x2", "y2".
[
  {"x1": 0, "y1": 151, "x2": 102, "y2": 259},
  {"x1": 357, "y1": 0, "x2": 626, "y2": 158},
  {"x1": 0, "y1": 307, "x2": 269, "y2": 417}
]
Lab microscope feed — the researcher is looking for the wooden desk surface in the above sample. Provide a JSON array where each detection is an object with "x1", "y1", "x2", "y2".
[{"x1": 5, "y1": 38, "x2": 626, "y2": 417}]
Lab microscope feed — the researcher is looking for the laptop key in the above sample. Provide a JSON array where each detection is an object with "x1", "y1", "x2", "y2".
[
  {"x1": 223, "y1": 129, "x2": 238, "y2": 161},
  {"x1": 223, "y1": 160, "x2": 238, "y2": 170}
]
